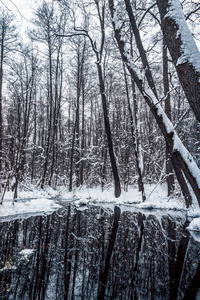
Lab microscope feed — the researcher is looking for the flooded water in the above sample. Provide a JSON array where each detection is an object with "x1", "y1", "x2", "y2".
[{"x1": 0, "y1": 204, "x2": 200, "y2": 299}]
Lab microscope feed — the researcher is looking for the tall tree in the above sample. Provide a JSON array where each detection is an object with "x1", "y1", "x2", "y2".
[
  {"x1": 61, "y1": 0, "x2": 121, "y2": 197},
  {"x1": 30, "y1": 1, "x2": 67, "y2": 188},
  {"x1": 6, "y1": 46, "x2": 38, "y2": 198},
  {"x1": 0, "y1": 10, "x2": 17, "y2": 175}
]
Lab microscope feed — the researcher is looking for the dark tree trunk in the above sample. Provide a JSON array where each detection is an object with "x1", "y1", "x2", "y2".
[
  {"x1": 96, "y1": 62, "x2": 121, "y2": 198},
  {"x1": 163, "y1": 38, "x2": 175, "y2": 196},
  {"x1": 49, "y1": 41, "x2": 62, "y2": 186},
  {"x1": 183, "y1": 261, "x2": 200, "y2": 300},
  {"x1": 69, "y1": 121, "x2": 76, "y2": 192},
  {"x1": 40, "y1": 43, "x2": 53, "y2": 189},
  {"x1": 80, "y1": 67, "x2": 85, "y2": 186},
  {"x1": 98, "y1": 206, "x2": 121, "y2": 299},
  {"x1": 124, "y1": 0, "x2": 158, "y2": 98},
  {"x1": 169, "y1": 221, "x2": 190, "y2": 300},
  {"x1": 0, "y1": 30, "x2": 4, "y2": 174}
]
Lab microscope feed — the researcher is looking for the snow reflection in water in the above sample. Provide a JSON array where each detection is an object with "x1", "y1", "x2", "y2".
[{"x1": 0, "y1": 204, "x2": 200, "y2": 299}]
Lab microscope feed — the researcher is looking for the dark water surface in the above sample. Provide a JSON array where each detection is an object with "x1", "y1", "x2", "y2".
[{"x1": 0, "y1": 203, "x2": 200, "y2": 300}]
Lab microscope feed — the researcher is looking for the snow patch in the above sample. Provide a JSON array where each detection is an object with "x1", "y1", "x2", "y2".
[
  {"x1": 60, "y1": 184, "x2": 187, "y2": 212},
  {"x1": 19, "y1": 249, "x2": 35, "y2": 261},
  {"x1": 187, "y1": 217, "x2": 200, "y2": 243},
  {"x1": 112, "y1": 10, "x2": 120, "y2": 30},
  {"x1": 0, "y1": 198, "x2": 61, "y2": 222},
  {"x1": 173, "y1": 135, "x2": 200, "y2": 188},
  {"x1": 187, "y1": 217, "x2": 200, "y2": 232}
]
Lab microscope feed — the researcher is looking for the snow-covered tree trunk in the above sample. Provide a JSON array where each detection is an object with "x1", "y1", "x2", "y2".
[
  {"x1": 123, "y1": 63, "x2": 146, "y2": 201},
  {"x1": 156, "y1": 0, "x2": 200, "y2": 122},
  {"x1": 163, "y1": 38, "x2": 175, "y2": 196}
]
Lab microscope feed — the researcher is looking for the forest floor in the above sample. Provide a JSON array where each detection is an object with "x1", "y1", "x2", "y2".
[{"x1": 0, "y1": 183, "x2": 200, "y2": 236}]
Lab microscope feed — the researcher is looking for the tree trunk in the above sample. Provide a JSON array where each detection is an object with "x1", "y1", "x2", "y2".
[
  {"x1": 96, "y1": 62, "x2": 121, "y2": 197},
  {"x1": 40, "y1": 42, "x2": 53, "y2": 189},
  {"x1": 124, "y1": 0, "x2": 158, "y2": 98},
  {"x1": 80, "y1": 75, "x2": 85, "y2": 186},
  {"x1": 163, "y1": 38, "x2": 175, "y2": 196},
  {"x1": 75, "y1": 48, "x2": 81, "y2": 188},
  {"x1": 0, "y1": 30, "x2": 4, "y2": 174},
  {"x1": 123, "y1": 63, "x2": 146, "y2": 201},
  {"x1": 69, "y1": 121, "x2": 77, "y2": 192}
]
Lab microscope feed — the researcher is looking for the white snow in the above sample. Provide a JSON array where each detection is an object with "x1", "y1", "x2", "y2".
[
  {"x1": 166, "y1": 0, "x2": 200, "y2": 73},
  {"x1": 60, "y1": 184, "x2": 187, "y2": 212},
  {"x1": 19, "y1": 249, "x2": 35, "y2": 261},
  {"x1": 187, "y1": 217, "x2": 200, "y2": 243},
  {"x1": 173, "y1": 135, "x2": 200, "y2": 189},
  {"x1": 112, "y1": 10, "x2": 121, "y2": 30},
  {"x1": 187, "y1": 218, "x2": 200, "y2": 231},
  {"x1": 0, "y1": 189, "x2": 61, "y2": 222}
]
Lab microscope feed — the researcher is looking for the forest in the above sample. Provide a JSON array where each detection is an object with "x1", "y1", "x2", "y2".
[{"x1": 0, "y1": 0, "x2": 200, "y2": 206}]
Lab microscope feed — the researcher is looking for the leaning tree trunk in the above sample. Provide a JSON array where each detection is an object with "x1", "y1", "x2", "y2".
[
  {"x1": 156, "y1": 0, "x2": 200, "y2": 122},
  {"x1": 124, "y1": 0, "x2": 158, "y2": 98}
]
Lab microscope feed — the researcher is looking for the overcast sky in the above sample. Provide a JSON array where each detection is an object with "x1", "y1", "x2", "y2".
[
  {"x1": 0, "y1": 0, "x2": 53, "y2": 40},
  {"x1": 0, "y1": 0, "x2": 53, "y2": 27},
  {"x1": 1, "y1": 0, "x2": 36, "y2": 19}
]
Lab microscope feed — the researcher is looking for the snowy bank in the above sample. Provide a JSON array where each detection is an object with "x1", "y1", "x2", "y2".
[
  {"x1": 0, "y1": 183, "x2": 199, "y2": 222},
  {"x1": 0, "y1": 198, "x2": 61, "y2": 222},
  {"x1": 60, "y1": 184, "x2": 187, "y2": 211}
]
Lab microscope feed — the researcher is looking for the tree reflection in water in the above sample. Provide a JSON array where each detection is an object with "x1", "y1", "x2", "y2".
[{"x1": 0, "y1": 204, "x2": 200, "y2": 299}]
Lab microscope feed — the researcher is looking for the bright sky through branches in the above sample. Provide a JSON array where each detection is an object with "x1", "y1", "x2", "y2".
[
  {"x1": 0, "y1": 0, "x2": 58, "y2": 45},
  {"x1": 0, "y1": 0, "x2": 35, "y2": 19},
  {"x1": 0, "y1": 0, "x2": 53, "y2": 38}
]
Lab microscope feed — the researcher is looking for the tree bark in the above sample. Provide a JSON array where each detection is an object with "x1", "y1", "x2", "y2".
[
  {"x1": 163, "y1": 38, "x2": 175, "y2": 196},
  {"x1": 0, "y1": 31, "x2": 4, "y2": 174}
]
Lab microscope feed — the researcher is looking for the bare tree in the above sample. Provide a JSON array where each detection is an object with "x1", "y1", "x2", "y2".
[
  {"x1": 0, "y1": 10, "x2": 17, "y2": 175},
  {"x1": 6, "y1": 46, "x2": 38, "y2": 198},
  {"x1": 61, "y1": 0, "x2": 121, "y2": 197},
  {"x1": 30, "y1": 1, "x2": 67, "y2": 188}
]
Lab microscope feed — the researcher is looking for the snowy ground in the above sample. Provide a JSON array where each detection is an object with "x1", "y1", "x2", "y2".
[{"x1": 0, "y1": 183, "x2": 200, "y2": 238}]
